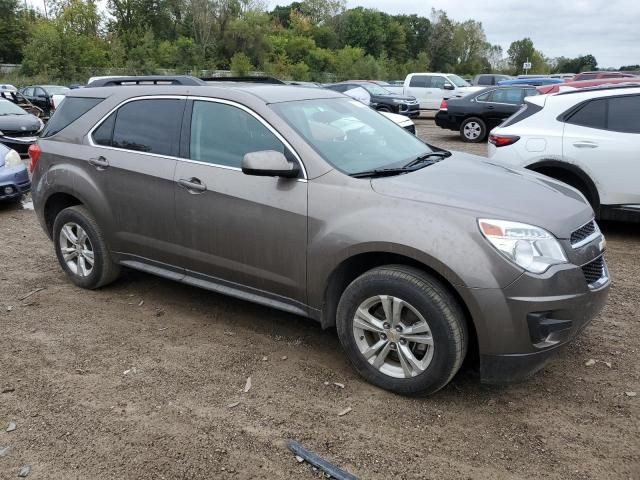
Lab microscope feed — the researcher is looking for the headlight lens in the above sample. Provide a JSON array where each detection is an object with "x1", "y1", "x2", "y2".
[
  {"x1": 4, "y1": 149, "x2": 23, "y2": 167},
  {"x1": 478, "y1": 219, "x2": 567, "y2": 274},
  {"x1": 392, "y1": 99, "x2": 407, "y2": 104}
]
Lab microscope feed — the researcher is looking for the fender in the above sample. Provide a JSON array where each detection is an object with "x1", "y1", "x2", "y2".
[{"x1": 526, "y1": 159, "x2": 600, "y2": 209}]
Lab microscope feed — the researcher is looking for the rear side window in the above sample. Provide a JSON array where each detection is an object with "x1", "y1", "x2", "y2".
[
  {"x1": 409, "y1": 76, "x2": 430, "y2": 88},
  {"x1": 111, "y1": 99, "x2": 184, "y2": 156},
  {"x1": 566, "y1": 99, "x2": 606, "y2": 129},
  {"x1": 490, "y1": 88, "x2": 524, "y2": 104},
  {"x1": 41, "y1": 97, "x2": 103, "y2": 137},
  {"x1": 607, "y1": 95, "x2": 640, "y2": 133},
  {"x1": 189, "y1": 100, "x2": 284, "y2": 168},
  {"x1": 92, "y1": 113, "x2": 116, "y2": 146}
]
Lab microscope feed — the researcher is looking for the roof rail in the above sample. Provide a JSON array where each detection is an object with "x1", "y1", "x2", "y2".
[
  {"x1": 555, "y1": 82, "x2": 640, "y2": 96},
  {"x1": 86, "y1": 76, "x2": 206, "y2": 88},
  {"x1": 201, "y1": 76, "x2": 285, "y2": 85}
]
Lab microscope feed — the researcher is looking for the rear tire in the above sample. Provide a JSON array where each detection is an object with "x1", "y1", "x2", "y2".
[
  {"x1": 53, "y1": 205, "x2": 120, "y2": 289},
  {"x1": 336, "y1": 265, "x2": 468, "y2": 396},
  {"x1": 460, "y1": 117, "x2": 487, "y2": 143}
]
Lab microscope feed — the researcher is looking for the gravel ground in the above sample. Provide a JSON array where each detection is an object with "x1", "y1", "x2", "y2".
[{"x1": 0, "y1": 118, "x2": 638, "y2": 479}]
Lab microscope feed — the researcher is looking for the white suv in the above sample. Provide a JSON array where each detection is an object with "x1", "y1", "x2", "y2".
[
  {"x1": 488, "y1": 85, "x2": 640, "y2": 222},
  {"x1": 403, "y1": 73, "x2": 483, "y2": 110}
]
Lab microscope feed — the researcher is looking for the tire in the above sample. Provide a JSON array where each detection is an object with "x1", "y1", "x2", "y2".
[
  {"x1": 336, "y1": 265, "x2": 468, "y2": 396},
  {"x1": 376, "y1": 106, "x2": 392, "y2": 113},
  {"x1": 460, "y1": 117, "x2": 487, "y2": 143},
  {"x1": 52, "y1": 205, "x2": 120, "y2": 289}
]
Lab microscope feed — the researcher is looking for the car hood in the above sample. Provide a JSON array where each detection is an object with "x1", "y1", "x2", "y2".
[
  {"x1": 0, "y1": 113, "x2": 41, "y2": 133},
  {"x1": 370, "y1": 152, "x2": 593, "y2": 239}
]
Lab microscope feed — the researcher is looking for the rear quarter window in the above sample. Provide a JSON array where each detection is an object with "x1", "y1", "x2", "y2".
[
  {"x1": 41, "y1": 97, "x2": 104, "y2": 137},
  {"x1": 565, "y1": 99, "x2": 606, "y2": 130}
]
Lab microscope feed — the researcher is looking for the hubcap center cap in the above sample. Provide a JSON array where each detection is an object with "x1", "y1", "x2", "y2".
[{"x1": 387, "y1": 330, "x2": 400, "y2": 343}]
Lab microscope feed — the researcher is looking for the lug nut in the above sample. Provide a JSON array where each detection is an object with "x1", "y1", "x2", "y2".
[
  {"x1": 383, "y1": 322, "x2": 391, "y2": 330},
  {"x1": 380, "y1": 333, "x2": 387, "y2": 340},
  {"x1": 395, "y1": 326, "x2": 402, "y2": 332},
  {"x1": 399, "y1": 339, "x2": 407, "y2": 345},
  {"x1": 390, "y1": 342, "x2": 396, "y2": 349}
]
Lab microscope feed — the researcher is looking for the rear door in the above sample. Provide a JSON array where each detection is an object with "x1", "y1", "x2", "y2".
[
  {"x1": 88, "y1": 96, "x2": 186, "y2": 268},
  {"x1": 172, "y1": 98, "x2": 308, "y2": 308},
  {"x1": 562, "y1": 94, "x2": 640, "y2": 206},
  {"x1": 483, "y1": 88, "x2": 524, "y2": 128}
]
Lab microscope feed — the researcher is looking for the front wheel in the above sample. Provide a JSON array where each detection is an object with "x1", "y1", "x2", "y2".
[
  {"x1": 336, "y1": 265, "x2": 468, "y2": 396},
  {"x1": 460, "y1": 117, "x2": 487, "y2": 143}
]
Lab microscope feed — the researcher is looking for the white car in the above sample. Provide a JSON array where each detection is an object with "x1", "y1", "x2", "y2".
[
  {"x1": 403, "y1": 73, "x2": 484, "y2": 110},
  {"x1": 488, "y1": 85, "x2": 640, "y2": 222}
]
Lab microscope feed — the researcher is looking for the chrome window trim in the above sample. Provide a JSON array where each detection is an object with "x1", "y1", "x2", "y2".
[{"x1": 87, "y1": 94, "x2": 308, "y2": 181}]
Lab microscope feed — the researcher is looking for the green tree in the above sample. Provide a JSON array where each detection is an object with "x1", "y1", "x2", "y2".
[
  {"x1": 0, "y1": 0, "x2": 33, "y2": 63},
  {"x1": 428, "y1": 9, "x2": 455, "y2": 71},
  {"x1": 230, "y1": 51, "x2": 252, "y2": 75}
]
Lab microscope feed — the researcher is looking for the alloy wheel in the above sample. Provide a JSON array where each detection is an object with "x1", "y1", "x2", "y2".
[
  {"x1": 58, "y1": 222, "x2": 94, "y2": 277},
  {"x1": 463, "y1": 121, "x2": 482, "y2": 140}
]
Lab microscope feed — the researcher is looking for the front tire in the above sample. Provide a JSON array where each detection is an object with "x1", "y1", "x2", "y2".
[
  {"x1": 52, "y1": 205, "x2": 120, "y2": 289},
  {"x1": 460, "y1": 117, "x2": 487, "y2": 143},
  {"x1": 336, "y1": 265, "x2": 467, "y2": 396}
]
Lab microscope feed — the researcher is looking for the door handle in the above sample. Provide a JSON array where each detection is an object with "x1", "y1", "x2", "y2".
[
  {"x1": 178, "y1": 177, "x2": 207, "y2": 193},
  {"x1": 487, "y1": 105, "x2": 495, "y2": 110},
  {"x1": 88, "y1": 156, "x2": 109, "y2": 169},
  {"x1": 573, "y1": 141, "x2": 598, "y2": 149}
]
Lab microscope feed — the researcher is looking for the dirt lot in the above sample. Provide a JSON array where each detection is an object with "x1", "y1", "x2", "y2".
[{"x1": 1, "y1": 117, "x2": 638, "y2": 480}]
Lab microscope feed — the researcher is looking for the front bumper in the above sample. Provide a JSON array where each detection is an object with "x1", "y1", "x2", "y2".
[
  {"x1": 462, "y1": 256, "x2": 610, "y2": 384},
  {"x1": 399, "y1": 103, "x2": 420, "y2": 118},
  {"x1": 0, "y1": 165, "x2": 31, "y2": 200}
]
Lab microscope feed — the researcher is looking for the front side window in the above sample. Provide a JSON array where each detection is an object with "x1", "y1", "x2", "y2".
[
  {"x1": 607, "y1": 95, "x2": 640, "y2": 133},
  {"x1": 566, "y1": 99, "x2": 606, "y2": 130},
  {"x1": 272, "y1": 97, "x2": 432, "y2": 175},
  {"x1": 447, "y1": 75, "x2": 471, "y2": 87},
  {"x1": 431, "y1": 76, "x2": 447, "y2": 89},
  {"x1": 189, "y1": 101, "x2": 284, "y2": 168},
  {"x1": 111, "y1": 99, "x2": 184, "y2": 156}
]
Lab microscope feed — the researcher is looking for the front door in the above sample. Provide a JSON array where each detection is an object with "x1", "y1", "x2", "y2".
[{"x1": 173, "y1": 99, "x2": 308, "y2": 307}]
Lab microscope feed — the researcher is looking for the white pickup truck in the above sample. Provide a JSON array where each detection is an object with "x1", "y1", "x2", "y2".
[{"x1": 387, "y1": 73, "x2": 484, "y2": 110}]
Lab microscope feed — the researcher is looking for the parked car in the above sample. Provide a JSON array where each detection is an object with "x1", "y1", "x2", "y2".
[
  {"x1": 0, "y1": 89, "x2": 44, "y2": 118},
  {"x1": 549, "y1": 73, "x2": 575, "y2": 80},
  {"x1": 380, "y1": 111, "x2": 416, "y2": 135},
  {"x1": 471, "y1": 74, "x2": 514, "y2": 86},
  {"x1": 325, "y1": 81, "x2": 419, "y2": 117},
  {"x1": 403, "y1": 73, "x2": 484, "y2": 110},
  {"x1": 30, "y1": 77, "x2": 609, "y2": 396},
  {"x1": 19, "y1": 85, "x2": 70, "y2": 118},
  {"x1": 572, "y1": 71, "x2": 636, "y2": 81},
  {"x1": 498, "y1": 78, "x2": 563, "y2": 87},
  {"x1": 435, "y1": 86, "x2": 539, "y2": 142},
  {"x1": 489, "y1": 85, "x2": 640, "y2": 222},
  {"x1": 0, "y1": 143, "x2": 31, "y2": 202},
  {"x1": 536, "y1": 77, "x2": 640, "y2": 94},
  {"x1": 0, "y1": 99, "x2": 44, "y2": 154},
  {"x1": 1, "y1": 84, "x2": 18, "y2": 92}
]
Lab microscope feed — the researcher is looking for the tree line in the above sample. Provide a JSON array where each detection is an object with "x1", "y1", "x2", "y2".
[{"x1": 0, "y1": 0, "x2": 630, "y2": 84}]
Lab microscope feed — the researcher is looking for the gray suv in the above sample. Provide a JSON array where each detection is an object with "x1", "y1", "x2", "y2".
[{"x1": 30, "y1": 76, "x2": 610, "y2": 396}]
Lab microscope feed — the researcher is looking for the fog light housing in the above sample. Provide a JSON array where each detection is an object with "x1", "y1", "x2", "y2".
[{"x1": 4, "y1": 186, "x2": 14, "y2": 195}]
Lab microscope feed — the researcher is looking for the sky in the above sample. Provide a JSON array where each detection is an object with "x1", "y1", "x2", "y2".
[{"x1": 268, "y1": 0, "x2": 640, "y2": 68}]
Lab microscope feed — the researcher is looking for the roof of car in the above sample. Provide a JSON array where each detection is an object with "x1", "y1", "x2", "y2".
[{"x1": 67, "y1": 83, "x2": 343, "y2": 104}]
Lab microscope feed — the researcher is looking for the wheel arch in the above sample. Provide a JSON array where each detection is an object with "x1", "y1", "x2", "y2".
[{"x1": 43, "y1": 192, "x2": 83, "y2": 238}]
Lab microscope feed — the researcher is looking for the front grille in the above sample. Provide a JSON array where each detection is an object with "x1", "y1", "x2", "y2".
[
  {"x1": 582, "y1": 256, "x2": 605, "y2": 286},
  {"x1": 404, "y1": 124, "x2": 416, "y2": 135},
  {"x1": 571, "y1": 220, "x2": 597, "y2": 246}
]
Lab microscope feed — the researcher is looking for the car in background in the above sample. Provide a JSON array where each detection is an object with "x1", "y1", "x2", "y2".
[
  {"x1": 435, "y1": 86, "x2": 539, "y2": 142},
  {"x1": 471, "y1": 74, "x2": 514, "y2": 86},
  {"x1": 325, "y1": 81, "x2": 419, "y2": 117},
  {"x1": 0, "y1": 99, "x2": 44, "y2": 155},
  {"x1": 1, "y1": 84, "x2": 18, "y2": 92},
  {"x1": 0, "y1": 143, "x2": 30, "y2": 202},
  {"x1": 572, "y1": 71, "x2": 636, "y2": 81},
  {"x1": 537, "y1": 77, "x2": 640, "y2": 94},
  {"x1": 0, "y1": 89, "x2": 44, "y2": 118},
  {"x1": 498, "y1": 78, "x2": 563, "y2": 87},
  {"x1": 402, "y1": 73, "x2": 484, "y2": 110},
  {"x1": 549, "y1": 73, "x2": 575, "y2": 80},
  {"x1": 489, "y1": 85, "x2": 640, "y2": 222},
  {"x1": 380, "y1": 111, "x2": 416, "y2": 135},
  {"x1": 19, "y1": 85, "x2": 70, "y2": 118}
]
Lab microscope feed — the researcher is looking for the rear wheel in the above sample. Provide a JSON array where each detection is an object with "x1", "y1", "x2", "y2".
[
  {"x1": 53, "y1": 205, "x2": 120, "y2": 289},
  {"x1": 460, "y1": 117, "x2": 487, "y2": 142},
  {"x1": 336, "y1": 265, "x2": 467, "y2": 396}
]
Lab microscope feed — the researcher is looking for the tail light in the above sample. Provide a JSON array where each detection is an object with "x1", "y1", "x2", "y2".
[
  {"x1": 489, "y1": 134, "x2": 520, "y2": 147},
  {"x1": 439, "y1": 99, "x2": 448, "y2": 111},
  {"x1": 28, "y1": 144, "x2": 41, "y2": 173}
]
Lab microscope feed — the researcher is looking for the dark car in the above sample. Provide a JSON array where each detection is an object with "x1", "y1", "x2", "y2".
[
  {"x1": 0, "y1": 99, "x2": 44, "y2": 154},
  {"x1": 435, "y1": 86, "x2": 539, "y2": 142},
  {"x1": 325, "y1": 81, "x2": 420, "y2": 117},
  {"x1": 472, "y1": 74, "x2": 514, "y2": 86},
  {"x1": 0, "y1": 89, "x2": 44, "y2": 118},
  {"x1": 19, "y1": 85, "x2": 70, "y2": 118}
]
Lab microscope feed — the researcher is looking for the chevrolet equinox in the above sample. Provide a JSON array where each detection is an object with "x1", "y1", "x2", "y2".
[{"x1": 30, "y1": 76, "x2": 610, "y2": 396}]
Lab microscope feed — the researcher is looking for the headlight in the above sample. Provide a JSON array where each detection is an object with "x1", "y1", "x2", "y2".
[
  {"x1": 4, "y1": 149, "x2": 23, "y2": 167},
  {"x1": 392, "y1": 99, "x2": 408, "y2": 104},
  {"x1": 37, "y1": 118, "x2": 44, "y2": 133},
  {"x1": 478, "y1": 219, "x2": 567, "y2": 274}
]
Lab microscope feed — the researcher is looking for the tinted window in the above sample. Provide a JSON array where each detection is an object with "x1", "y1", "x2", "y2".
[
  {"x1": 23, "y1": 87, "x2": 33, "y2": 96},
  {"x1": 35, "y1": 87, "x2": 46, "y2": 97},
  {"x1": 92, "y1": 113, "x2": 116, "y2": 146},
  {"x1": 41, "y1": 97, "x2": 103, "y2": 137},
  {"x1": 409, "y1": 76, "x2": 430, "y2": 88},
  {"x1": 189, "y1": 101, "x2": 284, "y2": 168},
  {"x1": 566, "y1": 99, "x2": 606, "y2": 129},
  {"x1": 478, "y1": 76, "x2": 493, "y2": 85},
  {"x1": 490, "y1": 88, "x2": 525, "y2": 104},
  {"x1": 112, "y1": 99, "x2": 184, "y2": 155},
  {"x1": 607, "y1": 95, "x2": 640, "y2": 133},
  {"x1": 476, "y1": 91, "x2": 492, "y2": 101}
]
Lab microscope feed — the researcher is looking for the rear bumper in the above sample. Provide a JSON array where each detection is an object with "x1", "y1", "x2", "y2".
[{"x1": 434, "y1": 111, "x2": 460, "y2": 131}]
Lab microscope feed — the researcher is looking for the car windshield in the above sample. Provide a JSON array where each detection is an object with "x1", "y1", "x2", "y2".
[
  {"x1": 44, "y1": 86, "x2": 70, "y2": 95},
  {"x1": 0, "y1": 99, "x2": 27, "y2": 115},
  {"x1": 272, "y1": 98, "x2": 433, "y2": 175},
  {"x1": 447, "y1": 75, "x2": 471, "y2": 87},
  {"x1": 361, "y1": 83, "x2": 392, "y2": 95}
]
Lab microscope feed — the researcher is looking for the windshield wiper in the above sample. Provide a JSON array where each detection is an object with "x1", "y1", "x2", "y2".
[
  {"x1": 350, "y1": 166, "x2": 420, "y2": 178},
  {"x1": 403, "y1": 151, "x2": 451, "y2": 168}
]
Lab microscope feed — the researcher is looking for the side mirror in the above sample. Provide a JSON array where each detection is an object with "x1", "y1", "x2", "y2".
[
  {"x1": 242, "y1": 150, "x2": 300, "y2": 178},
  {"x1": 443, "y1": 83, "x2": 455, "y2": 90}
]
